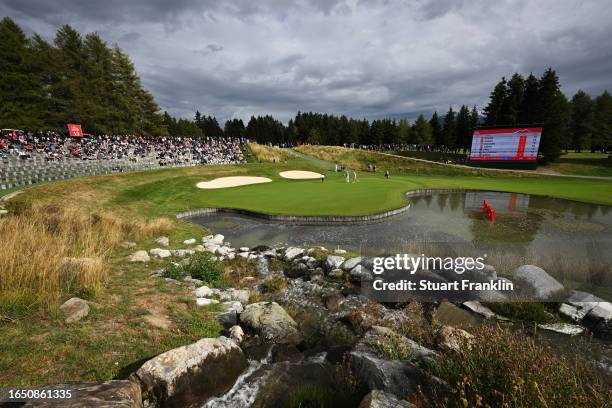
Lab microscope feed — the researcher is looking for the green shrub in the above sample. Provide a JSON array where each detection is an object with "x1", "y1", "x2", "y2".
[
  {"x1": 182, "y1": 252, "x2": 226, "y2": 287},
  {"x1": 162, "y1": 263, "x2": 185, "y2": 280},
  {"x1": 483, "y1": 302, "x2": 556, "y2": 323},
  {"x1": 366, "y1": 331, "x2": 414, "y2": 362},
  {"x1": 436, "y1": 324, "x2": 609, "y2": 407}
]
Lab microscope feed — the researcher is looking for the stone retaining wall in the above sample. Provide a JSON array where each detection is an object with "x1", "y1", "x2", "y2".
[{"x1": 176, "y1": 188, "x2": 482, "y2": 225}]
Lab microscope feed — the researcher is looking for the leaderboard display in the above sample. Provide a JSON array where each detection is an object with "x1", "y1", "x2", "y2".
[{"x1": 469, "y1": 127, "x2": 542, "y2": 169}]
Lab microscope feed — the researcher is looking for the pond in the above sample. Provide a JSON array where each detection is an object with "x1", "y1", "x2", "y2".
[{"x1": 188, "y1": 190, "x2": 612, "y2": 291}]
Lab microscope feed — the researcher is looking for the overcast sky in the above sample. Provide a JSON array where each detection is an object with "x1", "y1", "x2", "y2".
[{"x1": 2, "y1": 0, "x2": 612, "y2": 123}]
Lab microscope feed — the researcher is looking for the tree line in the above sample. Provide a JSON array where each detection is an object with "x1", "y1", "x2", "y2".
[
  {"x1": 483, "y1": 69, "x2": 612, "y2": 160},
  {"x1": 0, "y1": 17, "x2": 165, "y2": 135},
  {"x1": 2, "y1": 17, "x2": 611, "y2": 161}
]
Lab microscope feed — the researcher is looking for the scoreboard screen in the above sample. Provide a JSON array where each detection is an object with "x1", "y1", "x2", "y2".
[{"x1": 469, "y1": 127, "x2": 542, "y2": 168}]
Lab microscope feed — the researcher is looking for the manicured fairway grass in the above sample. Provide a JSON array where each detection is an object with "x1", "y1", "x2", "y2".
[
  {"x1": 11, "y1": 153, "x2": 612, "y2": 223},
  {"x1": 542, "y1": 151, "x2": 612, "y2": 177}
]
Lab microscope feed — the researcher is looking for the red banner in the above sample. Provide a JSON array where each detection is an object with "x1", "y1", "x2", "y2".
[{"x1": 67, "y1": 123, "x2": 83, "y2": 137}]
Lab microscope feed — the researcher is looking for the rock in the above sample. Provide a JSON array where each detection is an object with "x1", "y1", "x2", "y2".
[
  {"x1": 284, "y1": 247, "x2": 304, "y2": 261},
  {"x1": 136, "y1": 337, "x2": 247, "y2": 407},
  {"x1": 538, "y1": 323, "x2": 585, "y2": 336},
  {"x1": 310, "y1": 268, "x2": 324, "y2": 283},
  {"x1": 120, "y1": 241, "x2": 137, "y2": 250},
  {"x1": 194, "y1": 245, "x2": 206, "y2": 252},
  {"x1": 183, "y1": 276, "x2": 203, "y2": 285},
  {"x1": 512, "y1": 265, "x2": 564, "y2": 299},
  {"x1": 328, "y1": 268, "x2": 345, "y2": 280},
  {"x1": 196, "y1": 298, "x2": 219, "y2": 307},
  {"x1": 583, "y1": 304, "x2": 612, "y2": 337},
  {"x1": 302, "y1": 256, "x2": 318, "y2": 269},
  {"x1": 461, "y1": 300, "x2": 508, "y2": 320},
  {"x1": 195, "y1": 285, "x2": 213, "y2": 298},
  {"x1": 343, "y1": 256, "x2": 363, "y2": 271},
  {"x1": 183, "y1": 238, "x2": 196, "y2": 245},
  {"x1": 350, "y1": 265, "x2": 373, "y2": 282},
  {"x1": 239, "y1": 302, "x2": 302, "y2": 345},
  {"x1": 286, "y1": 262, "x2": 308, "y2": 279},
  {"x1": 436, "y1": 325, "x2": 474, "y2": 353},
  {"x1": 559, "y1": 303, "x2": 588, "y2": 321},
  {"x1": 334, "y1": 249, "x2": 347, "y2": 254},
  {"x1": 349, "y1": 352, "x2": 449, "y2": 400},
  {"x1": 255, "y1": 258, "x2": 270, "y2": 275},
  {"x1": 171, "y1": 249, "x2": 194, "y2": 257},
  {"x1": 358, "y1": 390, "x2": 415, "y2": 408},
  {"x1": 59, "y1": 297, "x2": 89, "y2": 323},
  {"x1": 128, "y1": 250, "x2": 150, "y2": 263},
  {"x1": 203, "y1": 234, "x2": 224, "y2": 245},
  {"x1": 239, "y1": 247, "x2": 250, "y2": 252},
  {"x1": 229, "y1": 325, "x2": 244, "y2": 344},
  {"x1": 216, "y1": 246, "x2": 232, "y2": 256},
  {"x1": 219, "y1": 288, "x2": 250, "y2": 304},
  {"x1": 18, "y1": 380, "x2": 142, "y2": 407},
  {"x1": 238, "y1": 252, "x2": 249, "y2": 259},
  {"x1": 205, "y1": 243, "x2": 220, "y2": 254},
  {"x1": 262, "y1": 249, "x2": 277, "y2": 258},
  {"x1": 322, "y1": 292, "x2": 345, "y2": 311},
  {"x1": 154, "y1": 236, "x2": 169, "y2": 246},
  {"x1": 216, "y1": 301, "x2": 245, "y2": 326},
  {"x1": 325, "y1": 255, "x2": 345, "y2": 271},
  {"x1": 150, "y1": 248, "x2": 171, "y2": 258},
  {"x1": 356, "y1": 326, "x2": 438, "y2": 365}
]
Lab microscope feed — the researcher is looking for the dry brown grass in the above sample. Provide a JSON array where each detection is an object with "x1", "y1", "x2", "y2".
[
  {"x1": 0, "y1": 203, "x2": 173, "y2": 312},
  {"x1": 248, "y1": 143, "x2": 295, "y2": 163}
]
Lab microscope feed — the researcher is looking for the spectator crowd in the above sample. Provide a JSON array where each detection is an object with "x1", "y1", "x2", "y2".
[{"x1": 0, "y1": 130, "x2": 247, "y2": 165}]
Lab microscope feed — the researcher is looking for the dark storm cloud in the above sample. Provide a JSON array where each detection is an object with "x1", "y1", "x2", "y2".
[{"x1": 2, "y1": 0, "x2": 611, "y2": 123}]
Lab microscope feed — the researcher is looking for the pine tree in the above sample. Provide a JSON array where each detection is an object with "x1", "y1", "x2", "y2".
[
  {"x1": 442, "y1": 107, "x2": 457, "y2": 149},
  {"x1": 592, "y1": 91, "x2": 612, "y2": 152},
  {"x1": 398, "y1": 118, "x2": 411, "y2": 144},
  {"x1": 429, "y1": 112, "x2": 443, "y2": 148},
  {"x1": 0, "y1": 17, "x2": 46, "y2": 128},
  {"x1": 412, "y1": 114, "x2": 432, "y2": 145},
  {"x1": 483, "y1": 78, "x2": 508, "y2": 126},
  {"x1": 570, "y1": 90, "x2": 593, "y2": 152},
  {"x1": 538, "y1": 68, "x2": 570, "y2": 160},
  {"x1": 503, "y1": 73, "x2": 525, "y2": 124},
  {"x1": 455, "y1": 105, "x2": 472, "y2": 149},
  {"x1": 520, "y1": 73, "x2": 541, "y2": 124}
]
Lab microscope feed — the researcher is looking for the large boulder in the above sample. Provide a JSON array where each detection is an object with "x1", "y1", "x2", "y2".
[
  {"x1": 325, "y1": 255, "x2": 345, "y2": 271},
  {"x1": 284, "y1": 247, "x2": 304, "y2": 261},
  {"x1": 239, "y1": 302, "x2": 302, "y2": 345},
  {"x1": 342, "y1": 256, "x2": 363, "y2": 271},
  {"x1": 355, "y1": 326, "x2": 438, "y2": 365},
  {"x1": 135, "y1": 336, "x2": 247, "y2": 407},
  {"x1": 512, "y1": 265, "x2": 564, "y2": 299},
  {"x1": 435, "y1": 325, "x2": 474, "y2": 353},
  {"x1": 567, "y1": 290, "x2": 612, "y2": 336},
  {"x1": 18, "y1": 380, "x2": 142, "y2": 407},
  {"x1": 59, "y1": 297, "x2": 89, "y2": 323},
  {"x1": 358, "y1": 390, "x2": 415, "y2": 408},
  {"x1": 203, "y1": 234, "x2": 224, "y2": 245},
  {"x1": 350, "y1": 265, "x2": 374, "y2": 283},
  {"x1": 349, "y1": 352, "x2": 449, "y2": 401}
]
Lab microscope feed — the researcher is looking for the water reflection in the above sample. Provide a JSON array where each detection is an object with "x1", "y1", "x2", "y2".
[{"x1": 189, "y1": 191, "x2": 612, "y2": 289}]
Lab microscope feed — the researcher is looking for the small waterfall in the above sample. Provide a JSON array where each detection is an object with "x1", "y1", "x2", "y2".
[{"x1": 201, "y1": 347, "x2": 274, "y2": 408}]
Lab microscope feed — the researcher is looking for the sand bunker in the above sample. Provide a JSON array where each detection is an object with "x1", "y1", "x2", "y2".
[
  {"x1": 196, "y1": 176, "x2": 272, "y2": 189},
  {"x1": 279, "y1": 170, "x2": 324, "y2": 180}
]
